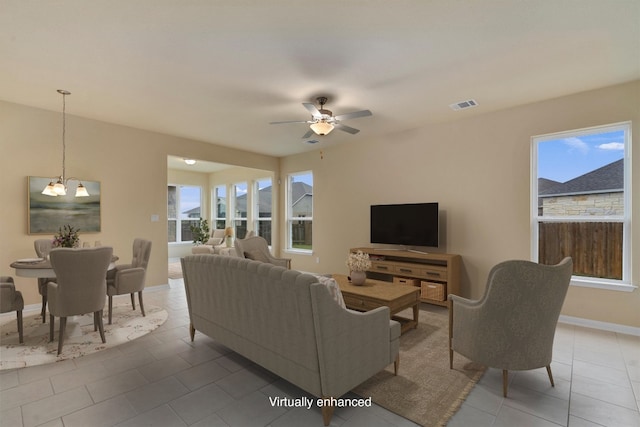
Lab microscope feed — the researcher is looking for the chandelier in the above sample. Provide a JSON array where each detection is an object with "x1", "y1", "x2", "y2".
[{"x1": 41, "y1": 90, "x2": 89, "y2": 197}]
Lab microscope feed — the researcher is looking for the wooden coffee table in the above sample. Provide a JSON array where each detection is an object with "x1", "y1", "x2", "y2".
[{"x1": 333, "y1": 274, "x2": 419, "y2": 334}]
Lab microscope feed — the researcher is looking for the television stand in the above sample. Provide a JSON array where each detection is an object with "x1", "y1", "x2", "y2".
[{"x1": 350, "y1": 247, "x2": 461, "y2": 307}]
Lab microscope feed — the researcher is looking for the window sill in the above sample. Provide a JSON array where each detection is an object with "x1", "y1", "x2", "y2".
[
  {"x1": 570, "y1": 277, "x2": 637, "y2": 292},
  {"x1": 284, "y1": 249, "x2": 313, "y2": 256}
]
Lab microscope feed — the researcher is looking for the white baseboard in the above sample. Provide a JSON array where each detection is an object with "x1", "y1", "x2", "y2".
[{"x1": 559, "y1": 314, "x2": 640, "y2": 337}]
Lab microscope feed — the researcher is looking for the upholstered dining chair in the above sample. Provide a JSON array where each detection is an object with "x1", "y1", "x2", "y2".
[
  {"x1": 448, "y1": 257, "x2": 573, "y2": 397},
  {"x1": 34, "y1": 239, "x2": 56, "y2": 323},
  {"x1": 234, "y1": 236, "x2": 291, "y2": 269},
  {"x1": 0, "y1": 276, "x2": 24, "y2": 343},
  {"x1": 48, "y1": 247, "x2": 113, "y2": 355},
  {"x1": 106, "y1": 238, "x2": 152, "y2": 324}
]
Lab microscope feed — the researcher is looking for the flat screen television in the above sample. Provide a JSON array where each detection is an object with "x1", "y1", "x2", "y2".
[{"x1": 370, "y1": 202, "x2": 439, "y2": 247}]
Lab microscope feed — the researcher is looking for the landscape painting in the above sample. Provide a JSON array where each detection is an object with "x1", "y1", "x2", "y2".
[{"x1": 28, "y1": 176, "x2": 101, "y2": 234}]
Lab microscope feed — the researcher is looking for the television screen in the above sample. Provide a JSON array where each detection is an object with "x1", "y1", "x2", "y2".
[{"x1": 370, "y1": 202, "x2": 439, "y2": 247}]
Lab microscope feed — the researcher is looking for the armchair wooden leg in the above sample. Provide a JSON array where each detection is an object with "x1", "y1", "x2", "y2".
[
  {"x1": 108, "y1": 295, "x2": 113, "y2": 325},
  {"x1": 57, "y1": 317, "x2": 67, "y2": 355},
  {"x1": 17, "y1": 310, "x2": 23, "y2": 344},
  {"x1": 502, "y1": 370, "x2": 509, "y2": 397},
  {"x1": 49, "y1": 314, "x2": 54, "y2": 342},
  {"x1": 138, "y1": 291, "x2": 145, "y2": 317},
  {"x1": 394, "y1": 354, "x2": 400, "y2": 375},
  {"x1": 41, "y1": 295, "x2": 47, "y2": 323},
  {"x1": 546, "y1": 365, "x2": 555, "y2": 387},
  {"x1": 130, "y1": 293, "x2": 136, "y2": 310},
  {"x1": 189, "y1": 322, "x2": 196, "y2": 341},
  {"x1": 97, "y1": 310, "x2": 106, "y2": 343},
  {"x1": 320, "y1": 399, "x2": 334, "y2": 426},
  {"x1": 93, "y1": 312, "x2": 98, "y2": 332}
]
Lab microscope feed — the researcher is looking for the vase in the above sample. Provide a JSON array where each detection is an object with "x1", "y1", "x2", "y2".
[{"x1": 350, "y1": 270, "x2": 367, "y2": 286}]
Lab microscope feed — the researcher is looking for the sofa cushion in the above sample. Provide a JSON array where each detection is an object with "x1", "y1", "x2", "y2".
[
  {"x1": 315, "y1": 275, "x2": 346, "y2": 309},
  {"x1": 244, "y1": 249, "x2": 270, "y2": 263},
  {"x1": 206, "y1": 237, "x2": 224, "y2": 246}
]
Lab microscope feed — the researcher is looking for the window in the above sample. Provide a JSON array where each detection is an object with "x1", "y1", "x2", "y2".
[
  {"x1": 213, "y1": 185, "x2": 227, "y2": 230},
  {"x1": 254, "y1": 178, "x2": 273, "y2": 244},
  {"x1": 233, "y1": 182, "x2": 248, "y2": 239},
  {"x1": 168, "y1": 185, "x2": 202, "y2": 243},
  {"x1": 531, "y1": 122, "x2": 631, "y2": 289},
  {"x1": 287, "y1": 171, "x2": 313, "y2": 252}
]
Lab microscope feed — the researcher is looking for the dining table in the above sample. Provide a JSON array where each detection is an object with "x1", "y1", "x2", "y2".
[{"x1": 10, "y1": 256, "x2": 119, "y2": 278}]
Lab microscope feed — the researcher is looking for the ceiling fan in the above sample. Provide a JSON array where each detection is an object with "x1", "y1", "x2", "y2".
[{"x1": 270, "y1": 97, "x2": 372, "y2": 138}]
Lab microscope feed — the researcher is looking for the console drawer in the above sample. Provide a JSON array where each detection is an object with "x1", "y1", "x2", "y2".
[{"x1": 423, "y1": 266, "x2": 447, "y2": 281}]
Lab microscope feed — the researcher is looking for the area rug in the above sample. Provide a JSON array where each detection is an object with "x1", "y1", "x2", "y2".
[
  {"x1": 0, "y1": 303, "x2": 168, "y2": 370},
  {"x1": 168, "y1": 261, "x2": 183, "y2": 279},
  {"x1": 353, "y1": 307, "x2": 485, "y2": 427}
]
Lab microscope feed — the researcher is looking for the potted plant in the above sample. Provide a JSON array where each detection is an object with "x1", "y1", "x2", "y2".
[
  {"x1": 346, "y1": 250, "x2": 371, "y2": 285},
  {"x1": 190, "y1": 218, "x2": 210, "y2": 245},
  {"x1": 224, "y1": 227, "x2": 234, "y2": 247}
]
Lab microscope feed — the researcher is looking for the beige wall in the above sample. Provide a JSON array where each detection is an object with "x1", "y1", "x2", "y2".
[
  {"x1": 2, "y1": 81, "x2": 638, "y2": 328},
  {"x1": 1, "y1": 100, "x2": 278, "y2": 306},
  {"x1": 279, "y1": 80, "x2": 640, "y2": 328}
]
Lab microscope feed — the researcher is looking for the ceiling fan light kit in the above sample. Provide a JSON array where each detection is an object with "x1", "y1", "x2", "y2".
[{"x1": 270, "y1": 96, "x2": 372, "y2": 139}]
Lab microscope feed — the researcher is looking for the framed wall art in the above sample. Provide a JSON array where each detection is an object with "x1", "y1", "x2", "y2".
[{"x1": 28, "y1": 176, "x2": 101, "y2": 234}]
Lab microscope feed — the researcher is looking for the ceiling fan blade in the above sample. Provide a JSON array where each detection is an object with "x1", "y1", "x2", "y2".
[
  {"x1": 301, "y1": 129, "x2": 314, "y2": 139},
  {"x1": 334, "y1": 109, "x2": 372, "y2": 121},
  {"x1": 302, "y1": 102, "x2": 322, "y2": 118},
  {"x1": 269, "y1": 120, "x2": 309, "y2": 125},
  {"x1": 334, "y1": 123, "x2": 360, "y2": 134}
]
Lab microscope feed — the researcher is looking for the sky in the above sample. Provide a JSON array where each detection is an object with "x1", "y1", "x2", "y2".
[{"x1": 537, "y1": 129, "x2": 625, "y2": 183}]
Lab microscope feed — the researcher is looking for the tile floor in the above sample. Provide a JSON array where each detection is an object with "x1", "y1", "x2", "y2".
[{"x1": 1, "y1": 277, "x2": 638, "y2": 427}]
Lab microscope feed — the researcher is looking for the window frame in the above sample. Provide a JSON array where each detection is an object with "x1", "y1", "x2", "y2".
[
  {"x1": 213, "y1": 184, "x2": 227, "y2": 230},
  {"x1": 286, "y1": 171, "x2": 313, "y2": 253},
  {"x1": 168, "y1": 184, "x2": 203, "y2": 244},
  {"x1": 254, "y1": 177, "x2": 273, "y2": 244},
  {"x1": 233, "y1": 181, "x2": 248, "y2": 239},
  {"x1": 530, "y1": 121, "x2": 634, "y2": 291}
]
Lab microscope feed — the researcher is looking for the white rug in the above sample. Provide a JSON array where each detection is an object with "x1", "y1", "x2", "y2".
[{"x1": 0, "y1": 304, "x2": 168, "y2": 370}]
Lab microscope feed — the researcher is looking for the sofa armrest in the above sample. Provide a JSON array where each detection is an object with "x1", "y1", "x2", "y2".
[{"x1": 310, "y1": 283, "x2": 399, "y2": 398}]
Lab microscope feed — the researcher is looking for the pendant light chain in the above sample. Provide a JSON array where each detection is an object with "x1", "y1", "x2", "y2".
[{"x1": 61, "y1": 90, "x2": 67, "y2": 182}]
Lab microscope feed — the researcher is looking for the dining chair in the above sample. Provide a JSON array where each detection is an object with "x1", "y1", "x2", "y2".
[
  {"x1": 34, "y1": 239, "x2": 56, "y2": 323},
  {"x1": 48, "y1": 246, "x2": 113, "y2": 355},
  {"x1": 448, "y1": 257, "x2": 573, "y2": 397},
  {"x1": 0, "y1": 276, "x2": 24, "y2": 343},
  {"x1": 106, "y1": 238, "x2": 152, "y2": 324}
]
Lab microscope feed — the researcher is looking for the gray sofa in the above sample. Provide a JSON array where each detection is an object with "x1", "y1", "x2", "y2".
[{"x1": 181, "y1": 254, "x2": 400, "y2": 425}]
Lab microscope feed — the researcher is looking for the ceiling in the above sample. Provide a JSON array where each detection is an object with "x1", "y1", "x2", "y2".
[{"x1": 2, "y1": 1, "x2": 639, "y2": 162}]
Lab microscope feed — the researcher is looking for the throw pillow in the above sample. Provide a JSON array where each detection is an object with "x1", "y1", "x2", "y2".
[
  {"x1": 315, "y1": 275, "x2": 346, "y2": 309},
  {"x1": 244, "y1": 250, "x2": 270, "y2": 263},
  {"x1": 206, "y1": 237, "x2": 223, "y2": 246}
]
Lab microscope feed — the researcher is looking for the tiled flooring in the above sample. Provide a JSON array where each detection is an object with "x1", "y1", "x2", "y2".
[{"x1": 1, "y1": 278, "x2": 638, "y2": 427}]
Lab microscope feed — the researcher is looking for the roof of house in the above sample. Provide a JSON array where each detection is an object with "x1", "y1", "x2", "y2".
[{"x1": 539, "y1": 159, "x2": 623, "y2": 197}]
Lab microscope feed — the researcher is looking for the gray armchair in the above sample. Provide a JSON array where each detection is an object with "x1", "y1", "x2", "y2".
[
  {"x1": 34, "y1": 239, "x2": 56, "y2": 322},
  {"x1": 106, "y1": 238, "x2": 152, "y2": 324},
  {"x1": 48, "y1": 247, "x2": 113, "y2": 355},
  {"x1": 0, "y1": 276, "x2": 24, "y2": 343},
  {"x1": 448, "y1": 257, "x2": 573, "y2": 397},
  {"x1": 234, "y1": 235, "x2": 291, "y2": 268}
]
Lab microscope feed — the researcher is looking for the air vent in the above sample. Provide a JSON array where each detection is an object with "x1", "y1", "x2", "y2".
[
  {"x1": 304, "y1": 139, "x2": 319, "y2": 144},
  {"x1": 449, "y1": 99, "x2": 478, "y2": 111}
]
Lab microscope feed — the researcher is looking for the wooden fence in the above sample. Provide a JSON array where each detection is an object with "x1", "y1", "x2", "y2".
[{"x1": 538, "y1": 222, "x2": 623, "y2": 280}]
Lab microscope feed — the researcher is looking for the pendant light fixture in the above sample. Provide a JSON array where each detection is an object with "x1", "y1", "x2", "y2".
[{"x1": 42, "y1": 90, "x2": 90, "y2": 197}]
